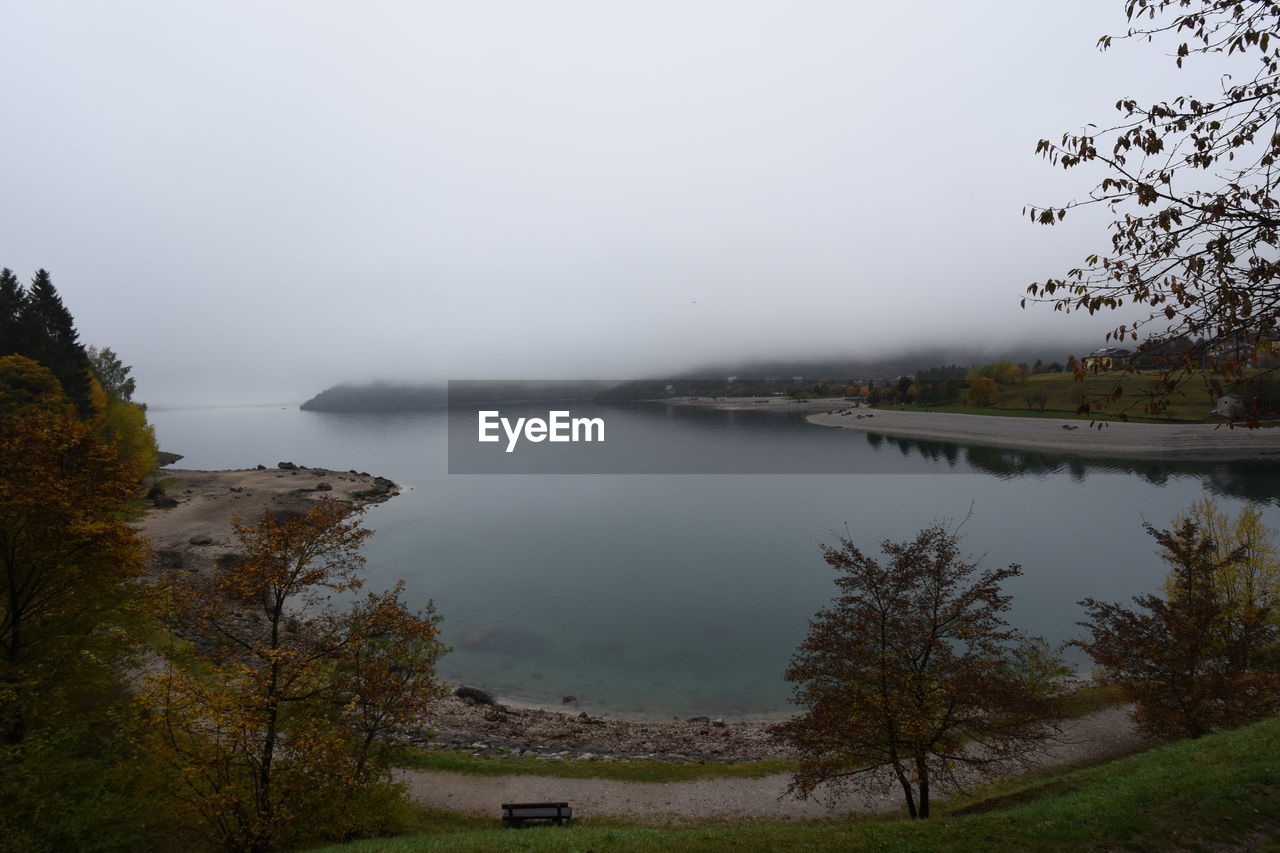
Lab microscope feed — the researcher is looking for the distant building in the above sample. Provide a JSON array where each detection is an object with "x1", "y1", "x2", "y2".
[{"x1": 1083, "y1": 347, "x2": 1132, "y2": 371}]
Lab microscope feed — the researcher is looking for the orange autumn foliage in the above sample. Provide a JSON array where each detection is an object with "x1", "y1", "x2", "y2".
[{"x1": 143, "y1": 499, "x2": 446, "y2": 853}]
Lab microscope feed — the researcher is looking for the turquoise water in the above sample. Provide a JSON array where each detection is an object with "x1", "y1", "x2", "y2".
[{"x1": 149, "y1": 403, "x2": 1280, "y2": 718}]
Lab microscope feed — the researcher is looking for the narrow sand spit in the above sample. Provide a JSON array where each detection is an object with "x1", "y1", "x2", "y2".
[
  {"x1": 807, "y1": 408, "x2": 1280, "y2": 459},
  {"x1": 138, "y1": 465, "x2": 401, "y2": 573},
  {"x1": 659, "y1": 395, "x2": 1280, "y2": 459},
  {"x1": 398, "y1": 706, "x2": 1146, "y2": 823}
]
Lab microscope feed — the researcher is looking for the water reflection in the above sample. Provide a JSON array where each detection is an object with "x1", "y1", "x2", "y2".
[
  {"x1": 868, "y1": 432, "x2": 1280, "y2": 503},
  {"x1": 151, "y1": 404, "x2": 1280, "y2": 716}
]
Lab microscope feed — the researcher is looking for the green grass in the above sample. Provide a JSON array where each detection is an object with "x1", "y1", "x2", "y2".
[
  {"x1": 892, "y1": 403, "x2": 1165, "y2": 422},
  {"x1": 894, "y1": 370, "x2": 1232, "y2": 423},
  {"x1": 400, "y1": 750, "x2": 797, "y2": 783},
  {"x1": 119, "y1": 475, "x2": 178, "y2": 516},
  {"x1": 1050, "y1": 683, "x2": 1127, "y2": 718},
  {"x1": 309, "y1": 715, "x2": 1280, "y2": 852}
]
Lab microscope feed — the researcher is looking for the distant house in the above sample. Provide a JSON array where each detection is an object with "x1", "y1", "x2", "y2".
[
  {"x1": 1205, "y1": 331, "x2": 1280, "y2": 368},
  {"x1": 1132, "y1": 334, "x2": 1200, "y2": 369},
  {"x1": 1083, "y1": 347, "x2": 1132, "y2": 371}
]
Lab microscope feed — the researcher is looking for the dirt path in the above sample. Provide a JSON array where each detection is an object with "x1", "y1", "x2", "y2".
[{"x1": 398, "y1": 706, "x2": 1146, "y2": 823}]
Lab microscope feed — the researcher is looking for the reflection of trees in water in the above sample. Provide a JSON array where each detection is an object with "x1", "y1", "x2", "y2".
[{"x1": 865, "y1": 433, "x2": 1280, "y2": 504}]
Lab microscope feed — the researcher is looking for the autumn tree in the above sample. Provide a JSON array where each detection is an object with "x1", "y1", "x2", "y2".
[
  {"x1": 967, "y1": 376, "x2": 1000, "y2": 406},
  {"x1": 145, "y1": 499, "x2": 447, "y2": 853},
  {"x1": 0, "y1": 355, "x2": 70, "y2": 418},
  {"x1": 336, "y1": 584, "x2": 449, "y2": 782},
  {"x1": 1027, "y1": 1, "x2": 1280, "y2": 421},
  {"x1": 0, "y1": 359, "x2": 147, "y2": 744},
  {"x1": 0, "y1": 360, "x2": 162, "y2": 851},
  {"x1": 775, "y1": 522, "x2": 1062, "y2": 819},
  {"x1": 1, "y1": 267, "x2": 157, "y2": 477},
  {"x1": 1165, "y1": 498, "x2": 1280, "y2": 659},
  {"x1": 1078, "y1": 518, "x2": 1280, "y2": 740},
  {"x1": 967, "y1": 362, "x2": 1024, "y2": 386},
  {"x1": 89, "y1": 380, "x2": 158, "y2": 478}
]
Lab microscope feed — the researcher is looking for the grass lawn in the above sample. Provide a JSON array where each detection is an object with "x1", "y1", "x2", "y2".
[
  {"x1": 309, "y1": 715, "x2": 1280, "y2": 852},
  {"x1": 896, "y1": 370, "x2": 1230, "y2": 423},
  {"x1": 400, "y1": 750, "x2": 798, "y2": 783}
]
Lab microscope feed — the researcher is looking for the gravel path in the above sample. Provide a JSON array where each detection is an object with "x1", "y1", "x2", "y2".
[{"x1": 398, "y1": 706, "x2": 1146, "y2": 823}]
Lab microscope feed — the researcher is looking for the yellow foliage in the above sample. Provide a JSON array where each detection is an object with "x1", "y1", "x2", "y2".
[
  {"x1": 142, "y1": 500, "x2": 446, "y2": 851},
  {"x1": 967, "y1": 377, "x2": 1000, "y2": 406},
  {"x1": 1163, "y1": 498, "x2": 1280, "y2": 629},
  {"x1": 0, "y1": 355, "x2": 71, "y2": 418},
  {"x1": 87, "y1": 375, "x2": 158, "y2": 478},
  {"x1": 0, "y1": 395, "x2": 148, "y2": 742}
]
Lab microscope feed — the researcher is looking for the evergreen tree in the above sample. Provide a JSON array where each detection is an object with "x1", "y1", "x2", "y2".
[
  {"x1": 0, "y1": 269, "x2": 24, "y2": 356},
  {"x1": 21, "y1": 270, "x2": 91, "y2": 412}
]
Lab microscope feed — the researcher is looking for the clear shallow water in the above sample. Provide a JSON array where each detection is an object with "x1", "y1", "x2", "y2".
[{"x1": 149, "y1": 403, "x2": 1280, "y2": 719}]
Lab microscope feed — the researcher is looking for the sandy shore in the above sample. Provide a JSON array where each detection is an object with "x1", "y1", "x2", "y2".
[
  {"x1": 664, "y1": 395, "x2": 1280, "y2": 459},
  {"x1": 140, "y1": 464, "x2": 402, "y2": 574},
  {"x1": 809, "y1": 408, "x2": 1280, "y2": 459}
]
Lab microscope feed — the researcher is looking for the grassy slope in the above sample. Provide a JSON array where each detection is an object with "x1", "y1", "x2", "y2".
[
  {"x1": 310, "y1": 703, "x2": 1280, "y2": 853},
  {"x1": 899, "y1": 371, "x2": 1224, "y2": 423}
]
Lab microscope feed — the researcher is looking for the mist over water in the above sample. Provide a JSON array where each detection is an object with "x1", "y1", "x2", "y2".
[{"x1": 151, "y1": 404, "x2": 1280, "y2": 718}]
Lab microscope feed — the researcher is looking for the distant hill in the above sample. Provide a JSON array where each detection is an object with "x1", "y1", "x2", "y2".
[
  {"x1": 674, "y1": 344, "x2": 1092, "y2": 384},
  {"x1": 300, "y1": 382, "x2": 447, "y2": 412},
  {"x1": 300, "y1": 345, "x2": 1097, "y2": 412},
  {"x1": 299, "y1": 381, "x2": 618, "y2": 412}
]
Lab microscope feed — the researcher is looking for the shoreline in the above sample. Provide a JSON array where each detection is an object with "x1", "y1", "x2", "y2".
[
  {"x1": 809, "y1": 408, "x2": 1280, "y2": 459},
  {"x1": 135, "y1": 463, "x2": 790, "y2": 761},
  {"x1": 662, "y1": 395, "x2": 1280, "y2": 459},
  {"x1": 136, "y1": 462, "x2": 1138, "y2": 765}
]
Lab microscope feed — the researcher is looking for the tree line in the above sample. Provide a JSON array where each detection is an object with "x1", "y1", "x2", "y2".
[{"x1": 1, "y1": 268, "x2": 157, "y2": 474}]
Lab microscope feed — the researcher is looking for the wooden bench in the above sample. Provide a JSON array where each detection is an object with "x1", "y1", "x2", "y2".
[{"x1": 501, "y1": 801, "x2": 572, "y2": 826}]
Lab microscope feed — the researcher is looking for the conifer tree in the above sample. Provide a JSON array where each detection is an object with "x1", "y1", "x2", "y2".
[
  {"x1": 0, "y1": 269, "x2": 24, "y2": 356},
  {"x1": 21, "y1": 270, "x2": 91, "y2": 412}
]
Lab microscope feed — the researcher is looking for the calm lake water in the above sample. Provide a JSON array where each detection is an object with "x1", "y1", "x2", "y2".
[{"x1": 149, "y1": 403, "x2": 1280, "y2": 719}]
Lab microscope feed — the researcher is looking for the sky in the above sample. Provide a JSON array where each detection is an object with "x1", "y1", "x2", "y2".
[{"x1": 0, "y1": 1, "x2": 1241, "y2": 405}]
